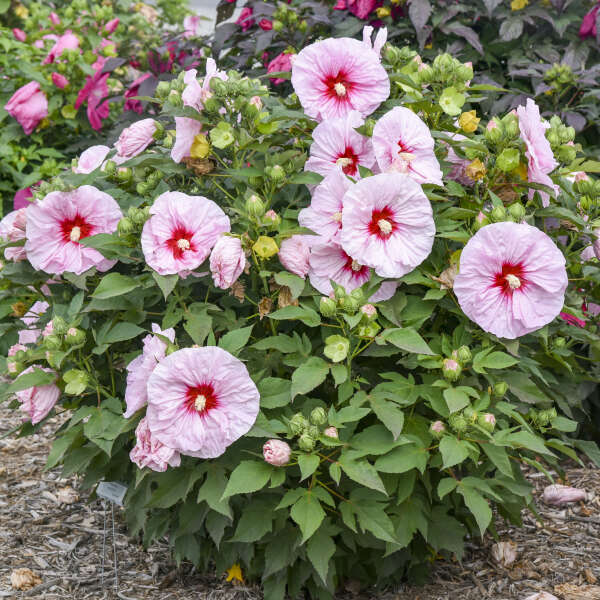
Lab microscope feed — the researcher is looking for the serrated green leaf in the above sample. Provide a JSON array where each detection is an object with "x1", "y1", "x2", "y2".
[
  {"x1": 221, "y1": 460, "x2": 273, "y2": 499},
  {"x1": 291, "y1": 357, "x2": 329, "y2": 400}
]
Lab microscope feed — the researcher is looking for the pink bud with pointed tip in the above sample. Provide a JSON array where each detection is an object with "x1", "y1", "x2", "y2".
[
  {"x1": 51, "y1": 72, "x2": 69, "y2": 89},
  {"x1": 49, "y1": 12, "x2": 60, "y2": 25},
  {"x1": 263, "y1": 439, "x2": 291, "y2": 466},
  {"x1": 13, "y1": 28, "x2": 26, "y2": 42}
]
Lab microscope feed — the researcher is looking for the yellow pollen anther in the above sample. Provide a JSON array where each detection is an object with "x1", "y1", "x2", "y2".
[
  {"x1": 336, "y1": 157, "x2": 353, "y2": 168},
  {"x1": 332, "y1": 211, "x2": 342, "y2": 222},
  {"x1": 334, "y1": 82, "x2": 347, "y2": 97},
  {"x1": 70, "y1": 226, "x2": 81, "y2": 242},
  {"x1": 177, "y1": 238, "x2": 190, "y2": 251},
  {"x1": 351, "y1": 259, "x2": 361, "y2": 272},
  {"x1": 378, "y1": 219, "x2": 393, "y2": 235},
  {"x1": 194, "y1": 394, "x2": 207, "y2": 411},
  {"x1": 505, "y1": 274, "x2": 521, "y2": 289}
]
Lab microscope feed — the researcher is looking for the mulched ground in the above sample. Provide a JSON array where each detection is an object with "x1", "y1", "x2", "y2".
[{"x1": 1, "y1": 403, "x2": 599, "y2": 600}]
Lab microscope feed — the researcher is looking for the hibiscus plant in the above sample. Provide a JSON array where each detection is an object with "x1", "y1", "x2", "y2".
[{"x1": 0, "y1": 23, "x2": 599, "y2": 600}]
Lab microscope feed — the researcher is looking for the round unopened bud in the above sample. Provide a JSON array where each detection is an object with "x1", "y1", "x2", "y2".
[
  {"x1": 473, "y1": 211, "x2": 490, "y2": 231},
  {"x1": 66, "y1": 327, "x2": 85, "y2": 345},
  {"x1": 263, "y1": 439, "x2": 291, "y2": 466},
  {"x1": 554, "y1": 336, "x2": 566, "y2": 348},
  {"x1": 324, "y1": 426, "x2": 338, "y2": 439},
  {"x1": 44, "y1": 334, "x2": 62, "y2": 350},
  {"x1": 508, "y1": 202, "x2": 526, "y2": 222},
  {"x1": 456, "y1": 345, "x2": 472, "y2": 364},
  {"x1": 272, "y1": 19, "x2": 284, "y2": 31},
  {"x1": 263, "y1": 209, "x2": 281, "y2": 228},
  {"x1": 333, "y1": 286, "x2": 346, "y2": 301},
  {"x1": 360, "y1": 304, "x2": 377, "y2": 320},
  {"x1": 319, "y1": 297, "x2": 337, "y2": 317},
  {"x1": 484, "y1": 119, "x2": 502, "y2": 144},
  {"x1": 168, "y1": 90, "x2": 182, "y2": 107},
  {"x1": 430, "y1": 420, "x2": 446, "y2": 438},
  {"x1": 298, "y1": 433, "x2": 315, "y2": 452},
  {"x1": 245, "y1": 194, "x2": 265, "y2": 218},
  {"x1": 463, "y1": 406, "x2": 478, "y2": 423},
  {"x1": 52, "y1": 316, "x2": 68, "y2": 335},
  {"x1": 493, "y1": 381, "x2": 508, "y2": 397},
  {"x1": 491, "y1": 205, "x2": 507, "y2": 222},
  {"x1": 310, "y1": 407, "x2": 327, "y2": 426},
  {"x1": 118, "y1": 217, "x2": 135, "y2": 235},
  {"x1": 116, "y1": 167, "x2": 132, "y2": 183},
  {"x1": 289, "y1": 413, "x2": 307, "y2": 436},
  {"x1": 268, "y1": 165, "x2": 285, "y2": 182},
  {"x1": 479, "y1": 413, "x2": 496, "y2": 432},
  {"x1": 155, "y1": 81, "x2": 170, "y2": 98},
  {"x1": 341, "y1": 296, "x2": 359, "y2": 314},
  {"x1": 442, "y1": 358, "x2": 462, "y2": 382},
  {"x1": 449, "y1": 413, "x2": 468, "y2": 433}
]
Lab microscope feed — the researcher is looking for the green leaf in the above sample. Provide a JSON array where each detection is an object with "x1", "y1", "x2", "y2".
[
  {"x1": 504, "y1": 372, "x2": 548, "y2": 404},
  {"x1": 438, "y1": 477, "x2": 458, "y2": 499},
  {"x1": 92, "y1": 273, "x2": 140, "y2": 299},
  {"x1": 221, "y1": 460, "x2": 273, "y2": 499},
  {"x1": 482, "y1": 443, "x2": 513, "y2": 478},
  {"x1": 152, "y1": 272, "x2": 178, "y2": 300},
  {"x1": 351, "y1": 498, "x2": 397, "y2": 543},
  {"x1": 443, "y1": 388, "x2": 470, "y2": 414},
  {"x1": 439, "y1": 436, "x2": 470, "y2": 469},
  {"x1": 381, "y1": 328, "x2": 434, "y2": 355},
  {"x1": 370, "y1": 397, "x2": 404, "y2": 440},
  {"x1": 274, "y1": 271, "x2": 305, "y2": 300},
  {"x1": 230, "y1": 505, "x2": 273, "y2": 542},
  {"x1": 375, "y1": 444, "x2": 428, "y2": 474},
  {"x1": 339, "y1": 454, "x2": 387, "y2": 495},
  {"x1": 269, "y1": 305, "x2": 321, "y2": 327},
  {"x1": 473, "y1": 350, "x2": 518, "y2": 373},
  {"x1": 218, "y1": 325, "x2": 254, "y2": 355},
  {"x1": 184, "y1": 312, "x2": 212, "y2": 346},
  {"x1": 96, "y1": 322, "x2": 145, "y2": 345},
  {"x1": 298, "y1": 454, "x2": 320, "y2": 481},
  {"x1": 550, "y1": 416, "x2": 577, "y2": 432},
  {"x1": 252, "y1": 335, "x2": 299, "y2": 353},
  {"x1": 306, "y1": 529, "x2": 335, "y2": 583},
  {"x1": 197, "y1": 467, "x2": 232, "y2": 518},
  {"x1": 291, "y1": 357, "x2": 330, "y2": 400},
  {"x1": 458, "y1": 486, "x2": 492, "y2": 536},
  {"x1": 146, "y1": 468, "x2": 204, "y2": 509},
  {"x1": 7, "y1": 368, "x2": 56, "y2": 393},
  {"x1": 290, "y1": 491, "x2": 326, "y2": 542}
]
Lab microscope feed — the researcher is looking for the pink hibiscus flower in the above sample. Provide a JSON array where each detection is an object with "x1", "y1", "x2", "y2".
[
  {"x1": 340, "y1": 173, "x2": 435, "y2": 278},
  {"x1": 454, "y1": 222, "x2": 568, "y2": 339},
  {"x1": 278, "y1": 235, "x2": 313, "y2": 278},
  {"x1": 298, "y1": 168, "x2": 352, "y2": 241},
  {"x1": 516, "y1": 99, "x2": 558, "y2": 206},
  {"x1": 209, "y1": 235, "x2": 246, "y2": 289},
  {"x1": 183, "y1": 15, "x2": 203, "y2": 38},
  {"x1": 372, "y1": 106, "x2": 443, "y2": 186},
  {"x1": 4, "y1": 81, "x2": 48, "y2": 135},
  {"x1": 74, "y1": 145, "x2": 110, "y2": 174},
  {"x1": 267, "y1": 52, "x2": 293, "y2": 85},
  {"x1": 146, "y1": 347, "x2": 260, "y2": 458},
  {"x1": 141, "y1": 191, "x2": 230, "y2": 276},
  {"x1": 130, "y1": 417, "x2": 181, "y2": 472},
  {"x1": 25, "y1": 186, "x2": 123, "y2": 275},
  {"x1": 43, "y1": 30, "x2": 80, "y2": 64},
  {"x1": 114, "y1": 119, "x2": 157, "y2": 161},
  {"x1": 171, "y1": 117, "x2": 203, "y2": 163},
  {"x1": 182, "y1": 59, "x2": 226, "y2": 111},
  {"x1": 0, "y1": 208, "x2": 28, "y2": 262},
  {"x1": 236, "y1": 6, "x2": 254, "y2": 31},
  {"x1": 304, "y1": 111, "x2": 375, "y2": 179},
  {"x1": 16, "y1": 366, "x2": 60, "y2": 424},
  {"x1": 580, "y1": 3, "x2": 599, "y2": 39},
  {"x1": 74, "y1": 67, "x2": 110, "y2": 131},
  {"x1": 13, "y1": 186, "x2": 36, "y2": 210},
  {"x1": 124, "y1": 323, "x2": 176, "y2": 418},
  {"x1": 291, "y1": 34, "x2": 389, "y2": 121},
  {"x1": 124, "y1": 72, "x2": 152, "y2": 114}
]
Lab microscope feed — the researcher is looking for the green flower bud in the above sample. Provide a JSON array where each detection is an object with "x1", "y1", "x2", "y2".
[
  {"x1": 267, "y1": 165, "x2": 285, "y2": 182},
  {"x1": 168, "y1": 90, "x2": 182, "y2": 107},
  {"x1": 136, "y1": 182, "x2": 149, "y2": 195},
  {"x1": 508, "y1": 202, "x2": 526, "y2": 222},
  {"x1": 442, "y1": 358, "x2": 462, "y2": 382},
  {"x1": 8, "y1": 361, "x2": 25, "y2": 376},
  {"x1": 43, "y1": 334, "x2": 62, "y2": 350},
  {"x1": 333, "y1": 285, "x2": 347, "y2": 301},
  {"x1": 456, "y1": 345, "x2": 472, "y2": 364},
  {"x1": 484, "y1": 119, "x2": 503, "y2": 144},
  {"x1": 502, "y1": 114, "x2": 519, "y2": 139},
  {"x1": 131, "y1": 207, "x2": 150, "y2": 225},
  {"x1": 83, "y1": 50, "x2": 97, "y2": 64},
  {"x1": 546, "y1": 130, "x2": 561, "y2": 147},
  {"x1": 449, "y1": 413, "x2": 468, "y2": 433},
  {"x1": 65, "y1": 327, "x2": 86, "y2": 346},
  {"x1": 362, "y1": 118, "x2": 376, "y2": 137},
  {"x1": 463, "y1": 406, "x2": 477, "y2": 423},
  {"x1": 350, "y1": 287, "x2": 364, "y2": 304},
  {"x1": 556, "y1": 144, "x2": 576, "y2": 164},
  {"x1": 310, "y1": 407, "x2": 327, "y2": 426},
  {"x1": 340, "y1": 296, "x2": 359, "y2": 314},
  {"x1": 356, "y1": 321, "x2": 380, "y2": 338},
  {"x1": 155, "y1": 81, "x2": 170, "y2": 99},
  {"x1": 118, "y1": 217, "x2": 135, "y2": 235},
  {"x1": 491, "y1": 205, "x2": 507, "y2": 223},
  {"x1": 319, "y1": 296, "x2": 337, "y2": 317},
  {"x1": 289, "y1": 413, "x2": 307, "y2": 436},
  {"x1": 116, "y1": 167, "x2": 132, "y2": 183},
  {"x1": 298, "y1": 19, "x2": 307, "y2": 32},
  {"x1": 473, "y1": 211, "x2": 490, "y2": 231},
  {"x1": 104, "y1": 160, "x2": 117, "y2": 176},
  {"x1": 245, "y1": 194, "x2": 265, "y2": 218},
  {"x1": 493, "y1": 381, "x2": 508, "y2": 397},
  {"x1": 496, "y1": 148, "x2": 520, "y2": 172},
  {"x1": 52, "y1": 316, "x2": 68, "y2": 335},
  {"x1": 298, "y1": 433, "x2": 315, "y2": 452},
  {"x1": 536, "y1": 409, "x2": 552, "y2": 426},
  {"x1": 478, "y1": 412, "x2": 496, "y2": 432},
  {"x1": 273, "y1": 19, "x2": 284, "y2": 31},
  {"x1": 554, "y1": 336, "x2": 566, "y2": 348}
]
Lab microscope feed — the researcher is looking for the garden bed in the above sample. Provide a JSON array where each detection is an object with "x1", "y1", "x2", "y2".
[{"x1": 1, "y1": 403, "x2": 598, "y2": 600}]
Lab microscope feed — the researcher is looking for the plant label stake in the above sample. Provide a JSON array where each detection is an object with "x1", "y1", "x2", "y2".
[{"x1": 97, "y1": 481, "x2": 127, "y2": 594}]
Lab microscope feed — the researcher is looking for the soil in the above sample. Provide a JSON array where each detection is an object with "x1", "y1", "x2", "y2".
[{"x1": 1, "y1": 404, "x2": 599, "y2": 600}]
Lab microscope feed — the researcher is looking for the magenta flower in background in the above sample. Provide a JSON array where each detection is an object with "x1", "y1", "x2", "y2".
[
  {"x1": 517, "y1": 98, "x2": 558, "y2": 206},
  {"x1": 13, "y1": 186, "x2": 35, "y2": 210},
  {"x1": 146, "y1": 347, "x2": 260, "y2": 458},
  {"x1": 43, "y1": 31, "x2": 80, "y2": 64},
  {"x1": 209, "y1": 236, "x2": 246, "y2": 289},
  {"x1": 51, "y1": 72, "x2": 69, "y2": 89},
  {"x1": 105, "y1": 18, "x2": 120, "y2": 34},
  {"x1": 454, "y1": 222, "x2": 568, "y2": 339},
  {"x1": 25, "y1": 186, "x2": 122, "y2": 275},
  {"x1": 130, "y1": 417, "x2": 181, "y2": 472},
  {"x1": 183, "y1": 14, "x2": 203, "y2": 37},
  {"x1": 372, "y1": 106, "x2": 443, "y2": 186},
  {"x1": 124, "y1": 73, "x2": 152, "y2": 114},
  {"x1": 49, "y1": 12, "x2": 60, "y2": 25},
  {"x1": 580, "y1": 3, "x2": 599, "y2": 39},
  {"x1": 15, "y1": 366, "x2": 60, "y2": 424},
  {"x1": 298, "y1": 168, "x2": 352, "y2": 241},
  {"x1": 13, "y1": 28, "x2": 26, "y2": 42},
  {"x1": 291, "y1": 32, "x2": 389, "y2": 120},
  {"x1": 236, "y1": 6, "x2": 254, "y2": 31},
  {"x1": 559, "y1": 312, "x2": 586, "y2": 328},
  {"x1": 4, "y1": 81, "x2": 48, "y2": 135},
  {"x1": 124, "y1": 323, "x2": 176, "y2": 418},
  {"x1": 267, "y1": 52, "x2": 293, "y2": 85},
  {"x1": 349, "y1": 0, "x2": 378, "y2": 19},
  {"x1": 340, "y1": 173, "x2": 435, "y2": 278},
  {"x1": 74, "y1": 67, "x2": 110, "y2": 131},
  {"x1": 278, "y1": 235, "x2": 313, "y2": 278},
  {"x1": 0, "y1": 209, "x2": 28, "y2": 262},
  {"x1": 263, "y1": 439, "x2": 291, "y2": 466},
  {"x1": 74, "y1": 145, "x2": 110, "y2": 174},
  {"x1": 141, "y1": 191, "x2": 230, "y2": 276},
  {"x1": 114, "y1": 119, "x2": 157, "y2": 161},
  {"x1": 304, "y1": 110, "x2": 375, "y2": 179},
  {"x1": 259, "y1": 19, "x2": 273, "y2": 31},
  {"x1": 171, "y1": 117, "x2": 203, "y2": 163}
]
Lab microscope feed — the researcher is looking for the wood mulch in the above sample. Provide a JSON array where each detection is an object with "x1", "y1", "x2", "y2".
[{"x1": 1, "y1": 403, "x2": 599, "y2": 600}]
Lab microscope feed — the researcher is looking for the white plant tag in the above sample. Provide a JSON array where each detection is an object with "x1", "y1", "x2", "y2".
[{"x1": 97, "y1": 481, "x2": 128, "y2": 506}]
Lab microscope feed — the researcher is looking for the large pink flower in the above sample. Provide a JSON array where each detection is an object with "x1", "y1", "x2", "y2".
[
  {"x1": 304, "y1": 111, "x2": 375, "y2": 179},
  {"x1": 141, "y1": 191, "x2": 230, "y2": 276},
  {"x1": 372, "y1": 107, "x2": 443, "y2": 186},
  {"x1": 209, "y1": 235, "x2": 246, "y2": 289},
  {"x1": 43, "y1": 30, "x2": 79, "y2": 64},
  {"x1": 340, "y1": 173, "x2": 435, "y2": 278},
  {"x1": 0, "y1": 209, "x2": 28, "y2": 262},
  {"x1": 114, "y1": 119, "x2": 157, "y2": 160},
  {"x1": 171, "y1": 117, "x2": 203, "y2": 163},
  {"x1": 516, "y1": 99, "x2": 558, "y2": 206},
  {"x1": 291, "y1": 35, "x2": 389, "y2": 121},
  {"x1": 25, "y1": 186, "x2": 122, "y2": 275},
  {"x1": 74, "y1": 145, "x2": 110, "y2": 174},
  {"x1": 124, "y1": 323, "x2": 175, "y2": 418},
  {"x1": 16, "y1": 366, "x2": 60, "y2": 424},
  {"x1": 130, "y1": 417, "x2": 181, "y2": 472},
  {"x1": 298, "y1": 168, "x2": 352, "y2": 241},
  {"x1": 4, "y1": 81, "x2": 48, "y2": 135},
  {"x1": 454, "y1": 222, "x2": 568, "y2": 339},
  {"x1": 146, "y1": 347, "x2": 260, "y2": 458},
  {"x1": 74, "y1": 67, "x2": 110, "y2": 131}
]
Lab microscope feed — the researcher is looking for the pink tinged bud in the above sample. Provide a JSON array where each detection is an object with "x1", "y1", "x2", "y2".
[
  {"x1": 67, "y1": 327, "x2": 78, "y2": 337},
  {"x1": 13, "y1": 28, "x2": 26, "y2": 42},
  {"x1": 115, "y1": 119, "x2": 157, "y2": 159},
  {"x1": 491, "y1": 541, "x2": 517, "y2": 567},
  {"x1": 430, "y1": 420, "x2": 445, "y2": 433},
  {"x1": 49, "y1": 12, "x2": 60, "y2": 25},
  {"x1": 259, "y1": 18, "x2": 273, "y2": 30},
  {"x1": 249, "y1": 95, "x2": 263, "y2": 110},
  {"x1": 324, "y1": 426, "x2": 338, "y2": 439},
  {"x1": 476, "y1": 211, "x2": 487, "y2": 223},
  {"x1": 7, "y1": 362, "x2": 17, "y2": 373},
  {"x1": 444, "y1": 358, "x2": 459, "y2": 371},
  {"x1": 51, "y1": 72, "x2": 69, "y2": 89},
  {"x1": 265, "y1": 210, "x2": 278, "y2": 222},
  {"x1": 486, "y1": 120, "x2": 498, "y2": 131},
  {"x1": 42, "y1": 322, "x2": 54, "y2": 338},
  {"x1": 278, "y1": 234, "x2": 312, "y2": 279},
  {"x1": 360, "y1": 303, "x2": 377, "y2": 318},
  {"x1": 483, "y1": 413, "x2": 496, "y2": 426},
  {"x1": 543, "y1": 484, "x2": 586, "y2": 506},
  {"x1": 105, "y1": 18, "x2": 120, "y2": 33},
  {"x1": 263, "y1": 439, "x2": 291, "y2": 466}
]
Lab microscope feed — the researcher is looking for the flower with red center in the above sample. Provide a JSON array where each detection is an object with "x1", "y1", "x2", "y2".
[
  {"x1": 340, "y1": 173, "x2": 435, "y2": 278},
  {"x1": 299, "y1": 168, "x2": 352, "y2": 241},
  {"x1": 130, "y1": 417, "x2": 181, "y2": 472},
  {"x1": 25, "y1": 186, "x2": 122, "y2": 275},
  {"x1": 516, "y1": 99, "x2": 558, "y2": 207},
  {"x1": 291, "y1": 34, "x2": 389, "y2": 121},
  {"x1": 141, "y1": 191, "x2": 230, "y2": 276},
  {"x1": 304, "y1": 111, "x2": 375, "y2": 180},
  {"x1": 145, "y1": 347, "x2": 260, "y2": 458},
  {"x1": 372, "y1": 106, "x2": 442, "y2": 186},
  {"x1": 454, "y1": 222, "x2": 568, "y2": 339}
]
